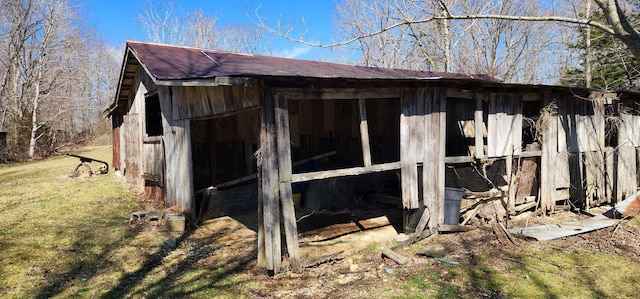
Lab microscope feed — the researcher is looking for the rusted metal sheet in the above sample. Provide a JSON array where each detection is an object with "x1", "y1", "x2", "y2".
[
  {"x1": 508, "y1": 190, "x2": 640, "y2": 240},
  {"x1": 127, "y1": 41, "x2": 498, "y2": 82}
]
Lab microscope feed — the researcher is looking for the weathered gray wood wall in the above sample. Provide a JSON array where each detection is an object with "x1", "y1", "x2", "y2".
[
  {"x1": 488, "y1": 93, "x2": 523, "y2": 157},
  {"x1": 170, "y1": 85, "x2": 260, "y2": 120},
  {"x1": 400, "y1": 88, "x2": 446, "y2": 229},
  {"x1": 158, "y1": 86, "x2": 195, "y2": 216}
]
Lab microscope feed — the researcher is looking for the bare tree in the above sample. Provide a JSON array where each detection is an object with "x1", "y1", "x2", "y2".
[
  {"x1": 0, "y1": 0, "x2": 118, "y2": 159},
  {"x1": 138, "y1": 0, "x2": 272, "y2": 54},
  {"x1": 259, "y1": 0, "x2": 640, "y2": 82},
  {"x1": 329, "y1": 0, "x2": 556, "y2": 82}
]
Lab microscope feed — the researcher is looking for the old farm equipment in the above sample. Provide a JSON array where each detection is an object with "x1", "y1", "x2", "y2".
[{"x1": 66, "y1": 153, "x2": 109, "y2": 177}]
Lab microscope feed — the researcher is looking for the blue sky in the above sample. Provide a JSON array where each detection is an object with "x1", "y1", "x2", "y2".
[{"x1": 82, "y1": 0, "x2": 338, "y2": 59}]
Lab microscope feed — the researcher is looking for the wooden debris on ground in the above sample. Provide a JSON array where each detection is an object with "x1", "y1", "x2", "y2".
[
  {"x1": 301, "y1": 250, "x2": 344, "y2": 268},
  {"x1": 492, "y1": 222, "x2": 518, "y2": 245},
  {"x1": 381, "y1": 247, "x2": 409, "y2": 265}
]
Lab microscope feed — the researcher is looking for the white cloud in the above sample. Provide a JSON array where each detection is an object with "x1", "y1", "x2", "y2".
[{"x1": 276, "y1": 46, "x2": 311, "y2": 59}]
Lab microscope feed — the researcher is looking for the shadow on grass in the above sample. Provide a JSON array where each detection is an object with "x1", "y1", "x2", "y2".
[{"x1": 32, "y1": 220, "x2": 255, "y2": 298}]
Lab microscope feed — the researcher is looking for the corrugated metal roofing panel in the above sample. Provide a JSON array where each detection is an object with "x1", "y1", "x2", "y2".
[
  {"x1": 127, "y1": 41, "x2": 499, "y2": 82},
  {"x1": 508, "y1": 190, "x2": 640, "y2": 240}
]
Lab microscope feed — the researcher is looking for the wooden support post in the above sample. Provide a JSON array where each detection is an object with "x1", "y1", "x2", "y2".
[
  {"x1": 358, "y1": 99, "x2": 372, "y2": 167},
  {"x1": 474, "y1": 92, "x2": 485, "y2": 159},
  {"x1": 260, "y1": 91, "x2": 281, "y2": 274},
  {"x1": 257, "y1": 147, "x2": 266, "y2": 268},
  {"x1": 436, "y1": 89, "x2": 446, "y2": 227},
  {"x1": 274, "y1": 95, "x2": 301, "y2": 272}
]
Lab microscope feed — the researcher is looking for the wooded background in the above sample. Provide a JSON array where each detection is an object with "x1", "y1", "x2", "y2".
[{"x1": 2, "y1": 0, "x2": 640, "y2": 162}]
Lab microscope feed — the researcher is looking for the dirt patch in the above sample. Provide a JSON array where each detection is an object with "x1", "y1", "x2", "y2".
[{"x1": 142, "y1": 205, "x2": 640, "y2": 298}]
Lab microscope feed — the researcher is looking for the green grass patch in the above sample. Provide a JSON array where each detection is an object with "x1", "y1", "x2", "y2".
[{"x1": 0, "y1": 147, "x2": 249, "y2": 298}]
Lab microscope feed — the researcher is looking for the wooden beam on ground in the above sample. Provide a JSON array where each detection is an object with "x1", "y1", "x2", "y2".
[
  {"x1": 274, "y1": 95, "x2": 301, "y2": 272},
  {"x1": 381, "y1": 247, "x2": 409, "y2": 265},
  {"x1": 358, "y1": 99, "x2": 372, "y2": 167}
]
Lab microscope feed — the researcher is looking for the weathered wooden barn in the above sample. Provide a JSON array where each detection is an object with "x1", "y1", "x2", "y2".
[{"x1": 108, "y1": 41, "x2": 640, "y2": 273}]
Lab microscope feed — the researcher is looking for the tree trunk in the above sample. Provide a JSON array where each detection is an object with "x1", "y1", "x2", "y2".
[
  {"x1": 28, "y1": 70, "x2": 41, "y2": 158},
  {"x1": 594, "y1": 0, "x2": 640, "y2": 62},
  {"x1": 585, "y1": 0, "x2": 592, "y2": 88}
]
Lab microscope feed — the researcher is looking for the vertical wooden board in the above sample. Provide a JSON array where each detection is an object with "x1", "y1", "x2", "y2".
[
  {"x1": 582, "y1": 151, "x2": 605, "y2": 207},
  {"x1": 578, "y1": 98, "x2": 605, "y2": 152},
  {"x1": 514, "y1": 157, "x2": 538, "y2": 204},
  {"x1": 123, "y1": 114, "x2": 142, "y2": 191},
  {"x1": 422, "y1": 88, "x2": 446, "y2": 228},
  {"x1": 171, "y1": 119, "x2": 195, "y2": 215},
  {"x1": 359, "y1": 99, "x2": 372, "y2": 167},
  {"x1": 260, "y1": 91, "x2": 281, "y2": 273},
  {"x1": 400, "y1": 90, "x2": 419, "y2": 209},
  {"x1": 436, "y1": 89, "x2": 446, "y2": 226},
  {"x1": 560, "y1": 97, "x2": 605, "y2": 153},
  {"x1": 556, "y1": 96, "x2": 569, "y2": 153},
  {"x1": 475, "y1": 93, "x2": 485, "y2": 159},
  {"x1": 540, "y1": 115, "x2": 554, "y2": 211},
  {"x1": 541, "y1": 93, "x2": 566, "y2": 212},
  {"x1": 617, "y1": 146, "x2": 637, "y2": 201},
  {"x1": 606, "y1": 148, "x2": 615, "y2": 202},
  {"x1": 112, "y1": 123, "x2": 121, "y2": 170},
  {"x1": 274, "y1": 95, "x2": 301, "y2": 272},
  {"x1": 619, "y1": 113, "x2": 640, "y2": 147},
  {"x1": 487, "y1": 93, "x2": 522, "y2": 157},
  {"x1": 324, "y1": 99, "x2": 335, "y2": 133}
]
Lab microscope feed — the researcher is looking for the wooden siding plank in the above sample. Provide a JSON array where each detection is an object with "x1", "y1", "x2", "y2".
[
  {"x1": 487, "y1": 93, "x2": 522, "y2": 157},
  {"x1": 619, "y1": 112, "x2": 638, "y2": 147},
  {"x1": 274, "y1": 95, "x2": 301, "y2": 272},
  {"x1": 616, "y1": 146, "x2": 637, "y2": 202},
  {"x1": 400, "y1": 90, "x2": 420, "y2": 209},
  {"x1": 540, "y1": 92, "x2": 561, "y2": 212},
  {"x1": 582, "y1": 151, "x2": 605, "y2": 208},
  {"x1": 436, "y1": 88, "x2": 446, "y2": 226},
  {"x1": 171, "y1": 85, "x2": 260, "y2": 120},
  {"x1": 423, "y1": 88, "x2": 446, "y2": 227},
  {"x1": 558, "y1": 96, "x2": 605, "y2": 153}
]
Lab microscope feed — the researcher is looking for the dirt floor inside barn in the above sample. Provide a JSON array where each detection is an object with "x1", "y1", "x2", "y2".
[{"x1": 141, "y1": 200, "x2": 640, "y2": 298}]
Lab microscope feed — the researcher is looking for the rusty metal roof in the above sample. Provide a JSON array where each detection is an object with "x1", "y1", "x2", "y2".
[{"x1": 127, "y1": 41, "x2": 498, "y2": 82}]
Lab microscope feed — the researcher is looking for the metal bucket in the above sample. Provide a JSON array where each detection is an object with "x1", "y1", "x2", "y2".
[{"x1": 444, "y1": 187, "x2": 465, "y2": 225}]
